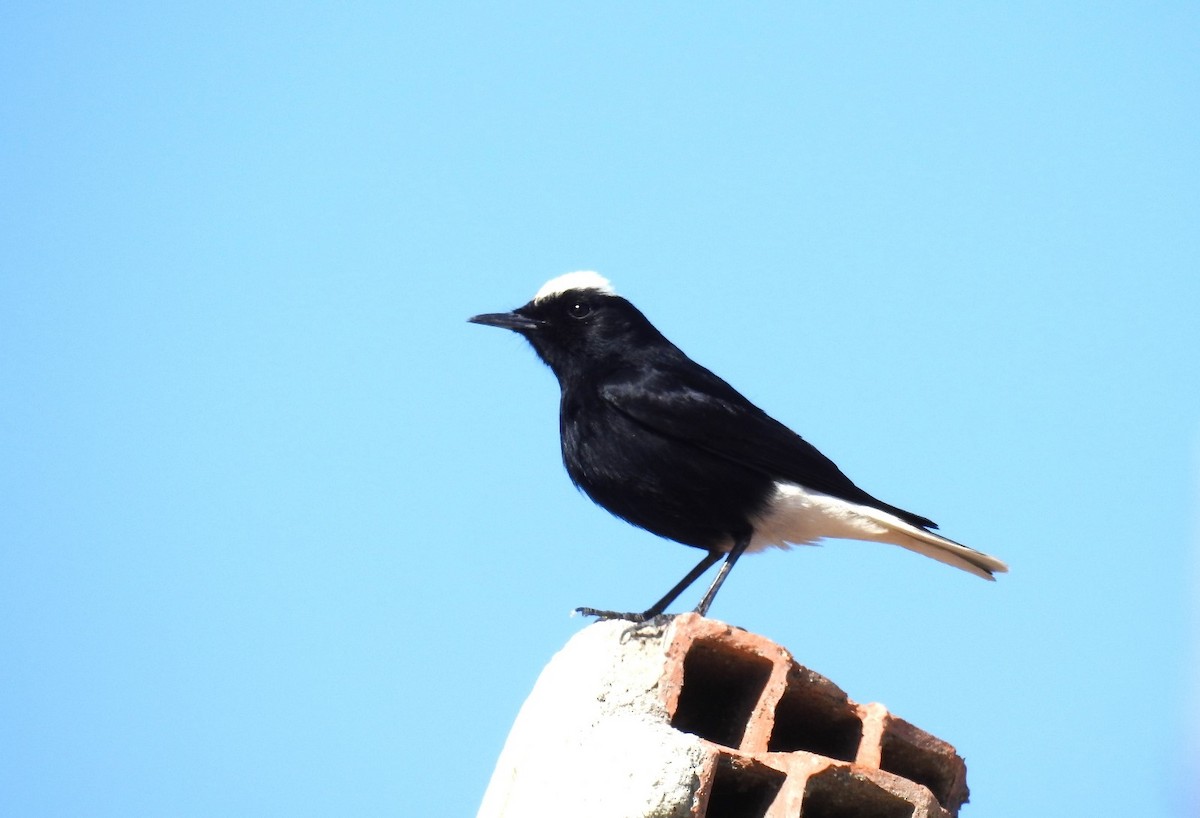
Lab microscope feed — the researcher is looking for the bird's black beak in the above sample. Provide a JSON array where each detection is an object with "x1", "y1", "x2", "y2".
[{"x1": 468, "y1": 311, "x2": 542, "y2": 332}]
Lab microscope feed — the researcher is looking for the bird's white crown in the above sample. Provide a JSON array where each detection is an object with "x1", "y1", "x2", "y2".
[{"x1": 533, "y1": 271, "x2": 616, "y2": 303}]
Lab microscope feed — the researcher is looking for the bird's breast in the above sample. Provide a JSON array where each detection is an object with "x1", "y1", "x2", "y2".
[{"x1": 558, "y1": 393, "x2": 773, "y2": 550}]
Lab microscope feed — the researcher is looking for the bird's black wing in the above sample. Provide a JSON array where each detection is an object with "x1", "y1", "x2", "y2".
[{"x1": 599, "y1": 364, "x2": 937, "y2": 529}]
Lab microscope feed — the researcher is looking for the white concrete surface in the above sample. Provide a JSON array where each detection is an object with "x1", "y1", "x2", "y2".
[{"x1": 476, "y1": 619, "x2": 707, "y2": 818}]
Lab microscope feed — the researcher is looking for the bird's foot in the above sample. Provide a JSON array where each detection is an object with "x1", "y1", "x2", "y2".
[
  {"x1": 574, "y1": 606, "x2": 647, "y2": 622},
  {"x1": 574, "y1": 607, "x2": 676, "y2": 640}
]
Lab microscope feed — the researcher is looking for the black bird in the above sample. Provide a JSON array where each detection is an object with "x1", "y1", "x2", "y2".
[{"x1": 469, "y1": 272, "x2": 1007, "y2": 620}]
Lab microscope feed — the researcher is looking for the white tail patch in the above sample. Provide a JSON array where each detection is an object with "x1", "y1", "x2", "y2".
[
  {"x1": 534, "y1": 271, "x2": 615, "y2": 303},
  {"x1": 747, "y1": 481, "x2": 1009, "y2": 580}
]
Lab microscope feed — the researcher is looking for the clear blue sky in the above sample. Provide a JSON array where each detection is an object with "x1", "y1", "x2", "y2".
[{"x1": 3, "y1": 4, "x2": 1197, "y2": 816}]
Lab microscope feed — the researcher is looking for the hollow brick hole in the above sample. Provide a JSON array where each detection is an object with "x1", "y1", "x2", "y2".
[
  {"x1": 879, "y1": 719, "x2": 963, "y2": 810},
  {"x1": 801, "y1": 767, "x2": 915, "y2": 818},
  {"x1": 671, "y1": 637, "x2": 774, "y2": 748},
  {"x1": 703, "y1": 754, "x2": 786, "y2": 818},
  {"x1": 766, "y1": 669, "x2": 862, "y2": 761}
]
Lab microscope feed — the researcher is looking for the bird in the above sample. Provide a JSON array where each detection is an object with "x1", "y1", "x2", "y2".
[{"x1": 469, "y1": 271, "x2": 1007, "y2": 621}]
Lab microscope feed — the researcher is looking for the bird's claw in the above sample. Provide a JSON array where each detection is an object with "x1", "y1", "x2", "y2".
[
  {"x1": 574, "y1": 607, "x2": 676, "y2": 640},
  {"x1": 574, "y1": 606, "x2": 646, "y2": 622}
]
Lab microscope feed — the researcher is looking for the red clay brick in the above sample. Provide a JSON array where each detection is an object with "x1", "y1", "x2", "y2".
[{"x1": 662, "y1": 613, "x2": 970, "y2": 816}]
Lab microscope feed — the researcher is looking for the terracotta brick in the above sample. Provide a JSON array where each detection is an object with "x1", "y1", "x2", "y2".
[{"x1": 662, "y1": 613, "x2": 971, "y2": 817}]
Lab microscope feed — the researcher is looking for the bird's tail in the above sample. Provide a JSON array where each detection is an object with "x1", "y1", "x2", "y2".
[
  {"x1": 857, "y1": 506, "x2": 1009, "y2": 580},
  {"x1": 751, "y1": 482, "x2": 1008, "y2": 579}
]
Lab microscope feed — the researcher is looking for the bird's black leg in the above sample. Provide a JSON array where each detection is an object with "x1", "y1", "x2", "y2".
[
  {"x1": 693, "y1": 533, "x2": 752, "y2": 618},
  {"x1": 639, "y1": 550, "x2": 723, "y2": 619},
  {"x1": 576, "y1": 550, "x2": 722, "y2": 622}
]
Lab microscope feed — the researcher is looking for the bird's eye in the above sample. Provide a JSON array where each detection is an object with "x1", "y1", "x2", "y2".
[{"x1": 567, "y1": 302, "x2": 592, "y2": 319}]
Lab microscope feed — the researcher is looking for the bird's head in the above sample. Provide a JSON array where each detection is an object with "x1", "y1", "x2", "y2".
[{"x1": 469, "y1": 272, "x2": 668, "y2": 381}]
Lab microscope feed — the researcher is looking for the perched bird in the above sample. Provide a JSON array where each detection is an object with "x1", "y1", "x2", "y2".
[{"x1": 469, "y1": 272, "x2": 1007, "y2": 620}]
